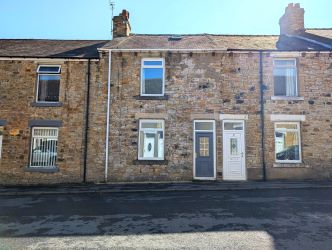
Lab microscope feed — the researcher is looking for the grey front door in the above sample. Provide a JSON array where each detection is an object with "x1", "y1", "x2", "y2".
[{"x1": 195, "y1": 132, "x2": 214, "y2": 178}]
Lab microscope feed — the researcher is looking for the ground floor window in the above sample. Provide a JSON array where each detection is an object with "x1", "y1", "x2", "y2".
[
  {"x1": 0, "y1": 127, "x2": 3, "y2": 159},
  {"x1": 30, "y1": 127, "x2": 58, "y2": 167},
  {"x1": 274, "y1": 122, "x2": 301, "y2": 163},
  {"x1": 138, "y1": 120, "x2": 164, "y2": 160}
]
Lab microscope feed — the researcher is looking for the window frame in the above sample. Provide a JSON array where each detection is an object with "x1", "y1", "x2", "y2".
[
  {"x1": 274, "y1": 122, "x2": 302, "y2": 164},
  {"x1": 138, "y1": 119, "x2": 165, "y2": 161},
  {"x1": 273, "y1": 58, "x2": 298, "y2": 97},
  {"x1": 36, "y1": 65, "x2": 61, "y2": 103},
  {"x1": 140, "y1": 58, "x2": 165, "y2": 97},
  {"x1": 29, "y1": 127, "x2": 59, "y2": 168}
]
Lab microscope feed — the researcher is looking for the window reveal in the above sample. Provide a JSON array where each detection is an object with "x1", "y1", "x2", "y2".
[
  {"x1": 273, "y1": 59, "x2": 298, "y2": 97},
  {"x1": 36, "y1": 65, "x2": 61, "y2": 102},
  {"x1": 275, "y1": 122, "x2": 301, "y2": 163},
  {"x1": 138, "y1": 120, "x2": 164, "y2": 160}
]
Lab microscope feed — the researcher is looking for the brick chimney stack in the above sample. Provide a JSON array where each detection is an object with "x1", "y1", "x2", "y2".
[
  {"x1": 279, "y1": 3, "x2": 305, "y2": 35},
  {"x1": 112, "y1": 9, "x2": 131, "y2": 38}
]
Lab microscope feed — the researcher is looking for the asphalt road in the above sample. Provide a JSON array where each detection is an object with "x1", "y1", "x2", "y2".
[{"x1": 0, "y1": 188, "x2": 331, "y2": 249}]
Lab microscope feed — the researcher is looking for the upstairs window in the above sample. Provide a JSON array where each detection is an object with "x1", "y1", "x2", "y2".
[
  {"x1": 138, "y1": 120, "x2": 164, "y2": 160},
  {"x1": 141, "y1": 59, "x2": 165, "y2": 96},
  {"x1": 273, "y1": 59, "x2": 298, "y2": 97},
  {"x1": 36, "y1": 65, "x2": 61, "y2": 102}
]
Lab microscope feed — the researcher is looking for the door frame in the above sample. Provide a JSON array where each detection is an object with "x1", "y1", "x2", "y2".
[
  {"x1": 193, "y1": 120, "x2": 216, "y2": 180},
  {"x1": 222, "y1": 119, "x2": 247, "y2": 181}
]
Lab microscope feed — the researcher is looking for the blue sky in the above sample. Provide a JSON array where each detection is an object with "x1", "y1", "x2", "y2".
[{"x1": 0, "y1": 0, "x2": 331, "y2": 40}]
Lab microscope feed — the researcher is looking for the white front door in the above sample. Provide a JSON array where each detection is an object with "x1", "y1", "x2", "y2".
[
  {"x1": 143, "y1": 135, "x2": 155, "y2": 158},
  {"x1": 223, "y1": 121, "x2": 246, "y2": 180}
]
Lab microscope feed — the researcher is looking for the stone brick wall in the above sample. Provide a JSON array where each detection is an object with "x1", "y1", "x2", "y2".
[
  {"x1": 104, "y1": 52, "x2": 264, "y2": 182},
  {"x1": 1, "y1": 50, "x2": 331, "y2": 185},
  {"x1": 0, "y1": 59, "x2": 100, "y2": 185},
  {"x1": 102, "y1": 51, "x2": 332, "y2": 182},
  {"x1": 263, "y1": 52, "x2": 332, "y2": 179},
  {"x1": 86, "y1": 53, "x2": 108, "y2": 183}
]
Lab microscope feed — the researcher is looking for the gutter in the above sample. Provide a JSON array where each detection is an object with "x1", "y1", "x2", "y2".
[
  {"x1": 259, "y1": 51, "x2": 267, "y2": 181},
  {"x1": 98, "y1": 48, "x2": 332, "y2": 53},
  {"x1": 83, "y1": 59, "x2": 91, "y2": 183},
  {"x1": 0, "y1": 55, "x2": 99, "y2": 60},
  {"x1": 105, "y1": 51, "x2": 112, "y2": 182}
]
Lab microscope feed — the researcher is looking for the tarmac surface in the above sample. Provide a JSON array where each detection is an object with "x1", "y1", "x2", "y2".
[{"x1": 0, "y1": 185, "x2": 331, "y2": 249}]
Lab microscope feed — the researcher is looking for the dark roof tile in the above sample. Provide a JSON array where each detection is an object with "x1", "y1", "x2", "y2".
[{"x1": 0, "y1": 39, "x2": 108, "y2": 58}]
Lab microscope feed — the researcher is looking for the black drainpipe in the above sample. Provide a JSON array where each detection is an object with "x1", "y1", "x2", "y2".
[
  {"x1": 83, "y1": 59, "x2": 91, "y2": 183},
  {"x1": 259, "y1": 51, "x2": 267, "y2": 181}
]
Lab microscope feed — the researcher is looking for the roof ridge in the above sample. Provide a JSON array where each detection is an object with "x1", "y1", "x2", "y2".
[
  {"x1": 306, "y1": 28, "x2": 332, "y2": 30},
  {"x1": 130, "y1": 33, "x2": 279, "y2": 37},
  {"x1": 0, "y1": 38, "x2": 109, "y2": 42}
]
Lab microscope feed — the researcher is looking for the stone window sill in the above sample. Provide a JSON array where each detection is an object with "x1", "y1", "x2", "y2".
[
  {"x1": 135, "y1": 95, "x2": 169, "y2": 100},
  {"x1": 133, "y1": 160, "x2": 169, "y2": 165},
  {"x1": 273, "y1": 163, "x2": 306, "y2": 168},
  {"x1": 271, "y1": 96, "x2": 304, "y2": 101},
  {"x1": 31, "y1": 102, "x2": 63, "y2": 107},
  {"x1": 24, "y1": 166, "x2": 59, "y2": 173}
]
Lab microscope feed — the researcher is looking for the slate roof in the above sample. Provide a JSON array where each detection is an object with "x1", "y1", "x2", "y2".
[
  {"x1": 0, "y1": 39, "x2": 108, "y2": 58},
  {"x1": 102, "y1": 34, "x2": 280, "y2": 50},
  {"x1": 306, "y1": 29, "x2": 332, "y2": 39},
  {"x1": 101, "y1": 31, "x2": 332, "y2": 51},
  {"x1": 0, "y1": 29, "x2": 331, "y2": 59}
]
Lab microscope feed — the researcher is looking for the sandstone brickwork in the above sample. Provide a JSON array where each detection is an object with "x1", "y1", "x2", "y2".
[{"x1": 0, "y1": 59, "x2": 101, "y2": 185}]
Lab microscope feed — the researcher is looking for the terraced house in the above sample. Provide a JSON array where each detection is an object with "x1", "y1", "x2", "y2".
[{"x1": 1, "y1": 3, "x2": 332, "y2": 185}]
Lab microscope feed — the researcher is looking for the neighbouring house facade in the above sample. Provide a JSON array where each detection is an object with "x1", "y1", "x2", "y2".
[{"x1": 1, "y1": 4, "x2": 332, "y2": 185}]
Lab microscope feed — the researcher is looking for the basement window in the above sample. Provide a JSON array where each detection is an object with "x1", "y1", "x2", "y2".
[
  {"x1": 273, "y1": 59, "x2": 298, "y2": 97},
  {"x1": 141, "y1": 59, "x2": 165, "y2": 96},
  {"x1": 275, "y1": 122, "x2": 301, "y2": 163},
  {"x1": 30, "y1": 127, "x2": 58, "y2": 168},
  {"x1": 138, "y1": 120, "x2": 164, "y2": 160},
  {"x1": 36, "y1": 65, "x2": 61, "y2": 103}
]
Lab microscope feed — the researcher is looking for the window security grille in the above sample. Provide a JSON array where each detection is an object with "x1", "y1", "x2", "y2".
[{"x1": 30, "y1": 128, "x2": 58, "y2": 167}]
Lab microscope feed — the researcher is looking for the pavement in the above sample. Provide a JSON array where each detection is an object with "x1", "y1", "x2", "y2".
[
  {"x1": 0, "y1": 187, "x2": 332, "y2": 249},
  {"x1": 0, "y1": 180, "x2": 332, "y2": 196}
]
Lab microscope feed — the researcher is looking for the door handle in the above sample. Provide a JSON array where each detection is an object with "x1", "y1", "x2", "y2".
[{"x1": 241, "y1": 152, "x2": 244, "y2": 157}]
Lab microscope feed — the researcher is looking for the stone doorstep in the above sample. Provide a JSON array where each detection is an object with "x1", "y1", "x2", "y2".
[{"x1": 0, "y1": 180, "x2": 332, "y2": 196}]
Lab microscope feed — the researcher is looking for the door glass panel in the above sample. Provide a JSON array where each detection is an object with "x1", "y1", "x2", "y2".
[
  {"x1": 230, "y1": 138, "x2": 238, "y2": 156},
  {"x1": 195, "y1": 122, "x2": 213, "y2": 131},
  {"x1": 199, "y1": 137, "x2": 209, "y2": 157},
  {"x1": 224, "y1": 122, "x2": 243, "y2": 130}
]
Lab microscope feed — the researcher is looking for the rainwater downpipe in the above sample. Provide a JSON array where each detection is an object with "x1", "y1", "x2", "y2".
[
  {"x1": 83, "y1": 59, "x2": 91, "y2": 183},
  {"x1": 259, "y1": 51, "x2": 267, "y2": 181},
  {"x1": 105, "y1": 50, "x2": 112, "y2": 182}
]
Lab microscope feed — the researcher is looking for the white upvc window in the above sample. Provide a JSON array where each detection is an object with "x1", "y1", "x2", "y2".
[
  {"x1": 30, "y1": 127, "x2": 58, "y2": 167},
  {"x1": 138, "y1": 120, "x2": 164, "y2": 160},
  {"x1": 141, "y1": 58, "x2": 165, "y2": 96},
  {"x1": 273, "y1": 59, "x2": 298, "y2": 97},
  {"x1": 274, "y1": 122, "x2": 301, "y2": 163},
  {"x1": 36, "y1": 65, "x2": 61, "y2": 103},
  {"x1": 0, "y1": 127, "x2": 3, "y2": 159}
]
